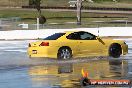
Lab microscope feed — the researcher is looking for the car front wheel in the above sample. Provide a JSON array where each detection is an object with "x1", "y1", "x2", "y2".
[
  {"x1": 109, "y1": 44, "x2": 122, "y2": 58},
  {"x1": 57, "y1": 47, "x2": 72, "y2": 60}
]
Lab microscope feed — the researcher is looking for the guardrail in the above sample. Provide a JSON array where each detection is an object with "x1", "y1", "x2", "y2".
[{"x1": 22, "y1": 6, "x2": 132, "y2": 11}]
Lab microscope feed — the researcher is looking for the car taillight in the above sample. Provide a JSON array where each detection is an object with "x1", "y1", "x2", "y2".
[
  {"x1": 40, "y1": 42, "x2": 49, "y2": 46},
  {"x1": 29, "y1": 43, "x2": 31, "y2": 47}
]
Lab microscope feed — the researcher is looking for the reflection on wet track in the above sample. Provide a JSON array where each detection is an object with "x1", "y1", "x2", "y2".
[
  {"x1": 28, "y1": 60, "x2": 128, "y2": 88},
  {"x1": 0, "y1": 39, "x2": 132, "y2": 88}
]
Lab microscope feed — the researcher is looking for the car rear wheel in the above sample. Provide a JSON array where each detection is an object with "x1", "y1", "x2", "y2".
[
  {"x1": 109, "y1": 44, "x2": 122, "y2": 58},
  {"x1": 57, "y1": 47, "x2": 72, "y2": 60}
]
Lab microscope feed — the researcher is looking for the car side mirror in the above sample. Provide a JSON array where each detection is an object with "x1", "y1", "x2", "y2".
[
  {"x1": 96, "y1": 37, "x2": 101, "y2": 41},
  {"x1": 96, "y1": 37, "x2": 105, "y2": 45}
]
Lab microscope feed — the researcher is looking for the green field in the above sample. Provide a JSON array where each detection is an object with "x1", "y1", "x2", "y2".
[
  {"x1": 0, "y1": 8, "x2": 131, "y2": 29},
  {"x1": 0, "y1": 0, "x2": 132, "y2": 29}
]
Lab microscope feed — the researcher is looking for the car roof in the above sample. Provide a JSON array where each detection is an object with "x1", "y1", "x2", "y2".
[{"x1": 64, "y1": 31, "x2": 86, "y2": 33}]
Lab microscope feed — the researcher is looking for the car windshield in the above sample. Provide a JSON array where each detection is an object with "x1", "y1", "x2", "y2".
[{"x1": 43, "y1": 33, "x2": 65, "y2": 40}]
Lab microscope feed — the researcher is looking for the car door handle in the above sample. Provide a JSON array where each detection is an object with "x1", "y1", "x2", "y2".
[{"x1": 80, "y1": 42, "x2": 83, "y2": 43}]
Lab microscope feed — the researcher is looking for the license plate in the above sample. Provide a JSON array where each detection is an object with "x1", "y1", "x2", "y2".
[{"x1": 32, "y1": 50, "x2": 37, "y2": 54}]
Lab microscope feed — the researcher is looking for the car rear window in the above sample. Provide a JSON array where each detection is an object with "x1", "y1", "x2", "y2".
[{"x1": 43, "y1": 33, "x2": 65, "y2": 40}]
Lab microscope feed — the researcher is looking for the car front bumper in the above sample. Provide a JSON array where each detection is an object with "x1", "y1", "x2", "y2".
[{"x1": 122, "y1": 44, "x2": 128, "y2": 55}]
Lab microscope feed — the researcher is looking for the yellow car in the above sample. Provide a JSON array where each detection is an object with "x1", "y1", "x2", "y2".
[{"x1": 27, "y1": 31, "x2": 128, "y2": 59}]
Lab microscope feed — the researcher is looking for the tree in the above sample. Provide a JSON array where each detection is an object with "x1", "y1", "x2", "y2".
[{"x1": 29, "y1": 0, "x2": 46, "y2": 24}]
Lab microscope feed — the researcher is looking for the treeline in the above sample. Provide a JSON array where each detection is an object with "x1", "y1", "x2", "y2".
[{"x1": 0, "y1": 0, "x2": 132, "y2": 7}]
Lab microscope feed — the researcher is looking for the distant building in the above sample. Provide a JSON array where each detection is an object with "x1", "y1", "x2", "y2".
[
  {"x1": 88, "y1": 0, "x2": 94, "y2": 3},
  {"x1": 68, "y1": 1, "x2": 77, "y2": 7}
]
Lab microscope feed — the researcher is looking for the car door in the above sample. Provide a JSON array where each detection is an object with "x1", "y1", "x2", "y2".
[
  {"x1": 66, "y1": 32, "x2": 82, "y2": 57},
  {"x1": 77, "y1": 31, "x2": 105, "y2": 56}
]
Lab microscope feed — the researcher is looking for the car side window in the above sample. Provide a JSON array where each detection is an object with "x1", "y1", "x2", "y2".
[
  {"x1": 66, "y1": 33, "x2": 80, "y2": 40},
  {"x1": 80, "y1": 32, "x2": 96, "y2": 40},
  {"x1": 67, "y1": 31, "x2": 96, "y2": 40}
]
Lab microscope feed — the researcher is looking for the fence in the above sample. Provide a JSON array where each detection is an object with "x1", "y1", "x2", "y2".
[
  {"x1": 0, "y1": 17, "x2": 21, "y2": 30},
  {"x1": 0, "y1": 17, "x2": 132, "y2": 31}
]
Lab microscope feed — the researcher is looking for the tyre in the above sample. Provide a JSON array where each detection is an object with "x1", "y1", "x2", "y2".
[
  {"x1": 57, "y1": 47, "x2": 72, "y2": 60},
  {"x1": 109, "y1": 44, "x2": 122, "y2": 58}
]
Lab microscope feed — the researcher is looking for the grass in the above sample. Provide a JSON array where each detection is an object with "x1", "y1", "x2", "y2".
[
  {"x1": 0, "y1": 8, "x2": 131, "y2": 29},
  {"x1": 83, "y1": 2, "x2": 132, "y2": 8},
  {"x1": 0, "y1": 0, "x2": 132, "y2": 30}
]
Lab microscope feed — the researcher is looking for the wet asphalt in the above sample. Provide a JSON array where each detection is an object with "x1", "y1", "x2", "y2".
[{"x1": 0, "y1": 39, "x2": 132, "y2": 88}]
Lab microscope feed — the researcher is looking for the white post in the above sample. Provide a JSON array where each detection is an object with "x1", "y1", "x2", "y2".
[
  {"x1": 77, "y1": 0, "x2": 82, "y2": 25},
  {"x1": 0, "y1": 20, "x2": 1, "y2": 26},
  {"x1": 37, "y1": 18, "x2": 39, "y2": 30},
  {"x1": 126, "y1": 20, "x2": 128, "y2": 27}
]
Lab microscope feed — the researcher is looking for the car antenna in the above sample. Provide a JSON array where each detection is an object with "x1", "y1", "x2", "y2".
[{"x1": 98, "y1": 28, "x2": 99, "y2": 37}]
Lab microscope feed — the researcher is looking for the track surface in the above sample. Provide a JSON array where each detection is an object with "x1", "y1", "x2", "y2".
[{"x1": 0, "y1": 39, "x2": 132, "y2": 88}]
